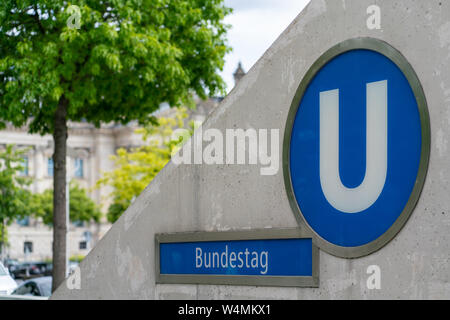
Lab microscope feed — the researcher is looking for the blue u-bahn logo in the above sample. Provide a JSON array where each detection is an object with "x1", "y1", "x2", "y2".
[{"x1": 284, "y1": 38, "x2": 430, "y2": 258}]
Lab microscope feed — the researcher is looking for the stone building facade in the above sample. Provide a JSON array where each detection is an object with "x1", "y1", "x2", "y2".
[{"x1": 1, "y1": 121, "x2": 145, "y2": 262}]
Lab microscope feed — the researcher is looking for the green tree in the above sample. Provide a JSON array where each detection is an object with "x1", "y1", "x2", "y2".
[
  {"x1": 97, "y1": 108, "x2": 191, "y2": 223},
  {"x1": 0, "y1": 145, "x2": 32, "y2": 261},
  {"x1": 0, "y1": 0, "x2": 231, "y2": 289},
  {"x1": 31, "y1": 182, "x2": 102, "y2": 225}
]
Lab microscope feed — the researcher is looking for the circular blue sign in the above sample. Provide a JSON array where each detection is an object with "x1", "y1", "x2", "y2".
[{"x1": 284, "y1": 38, "x2": 430, "y2": 258}]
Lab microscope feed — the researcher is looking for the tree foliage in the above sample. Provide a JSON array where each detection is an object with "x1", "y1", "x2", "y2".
[
  {"x1": 0, "y1": 145, "x2": 32, "y2": 255},
  {"x1": 0, "y1": 0, "x2": 232, "y2": 132},
  {"x1": 97, "y1": 107, "x2": 191, "y2": 223},
  {"x1": 31, "y1": 182, "x2": 102, "y2": 225}
]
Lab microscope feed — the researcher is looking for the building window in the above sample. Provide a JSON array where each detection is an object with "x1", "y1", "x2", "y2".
[
  {"x1": 24, "y1": 241, "x2": 33, "y2": 254},
  {"x1": 48, "y1": 158, "x2": 54, "y2": 177},
  {"x1": 19, "y1": 156, "x2": 29, "y2": 176},
  {"x1": 17, "y1": 217, "x2": 30, "y2": 227},
  {"x1": 74, "y1": 158, "x2": 84, "y2": 178},
  {"x1": 79, "y1": 241, "x2": 87, "y2": 250}
]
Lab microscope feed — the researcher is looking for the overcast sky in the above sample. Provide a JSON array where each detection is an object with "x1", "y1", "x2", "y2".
[{"x1": 221, "y1": 0, "x2": 311, "y2": 92}]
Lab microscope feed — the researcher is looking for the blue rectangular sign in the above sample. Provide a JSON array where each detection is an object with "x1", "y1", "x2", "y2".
[
  {"x1": 160, "y1": 238, "x2": 313, "y2": 277},
  {"x1": 156, "y1": 230, "x2": 319, "y2": 289}
]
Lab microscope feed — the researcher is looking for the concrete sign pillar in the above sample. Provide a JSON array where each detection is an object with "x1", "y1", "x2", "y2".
[{"x1": 53, "y1": 0, "x2": 450, "y2": 299}]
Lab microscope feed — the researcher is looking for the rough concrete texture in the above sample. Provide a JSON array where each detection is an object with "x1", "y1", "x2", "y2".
[{"x1": 52, "y1": 0, "x2": 450, "y2": 299}]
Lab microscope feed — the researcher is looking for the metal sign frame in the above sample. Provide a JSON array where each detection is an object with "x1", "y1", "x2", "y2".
[
  {"x1": 283, "y1": 37, "x2": 431, "y2": 259},
  {"x1": 155, "y1": 228, "x2": 319, "y2": 288}
]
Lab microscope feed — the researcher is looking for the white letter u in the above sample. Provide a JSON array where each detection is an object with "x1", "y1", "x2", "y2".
[{"x1": 320, "y1": 80, "x2": 388, "y2": 213}]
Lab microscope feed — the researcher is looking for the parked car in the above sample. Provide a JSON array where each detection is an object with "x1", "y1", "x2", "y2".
[
  {"x1": 0, "y1": 262, "x2": 17, "y2": 295},
  {"x1": 3, "y1": 259, "x2": 19, "y2": 273},
  {"x1": 33, "y1": 262, "x2": 53, "y2": 276},
  {"x1": 11, "y1": 277, "x2": 52, "y2": 297},
  {"x1": 9, "y1": 262, "x2": 43, "y2": 279}
]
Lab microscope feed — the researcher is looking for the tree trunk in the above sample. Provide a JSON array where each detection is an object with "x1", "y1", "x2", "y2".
[{"x1": 52, "y1": 97, "x2": 68, "y2": 292}]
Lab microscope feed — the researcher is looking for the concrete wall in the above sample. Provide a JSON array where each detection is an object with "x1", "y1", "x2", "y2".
[{"x1": 53, "y1": 0, "x2": 450, "y2": 299}]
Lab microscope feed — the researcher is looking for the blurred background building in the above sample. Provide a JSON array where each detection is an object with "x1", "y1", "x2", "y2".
[{"x1": 0, "y1": 64, "x2": 244, "y2": 263}]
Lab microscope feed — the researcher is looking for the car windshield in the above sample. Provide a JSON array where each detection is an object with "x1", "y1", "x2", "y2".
[{"x1": 0, "y1": 263, "x2": 8, "y2": 276}]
